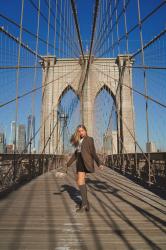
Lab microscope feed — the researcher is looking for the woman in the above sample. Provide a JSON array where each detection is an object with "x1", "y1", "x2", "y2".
[{"x1": 66, "y1": 124, "x2": 105, "y2": 213}]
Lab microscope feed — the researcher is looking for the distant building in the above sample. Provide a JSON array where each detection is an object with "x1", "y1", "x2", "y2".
[
  {"x1": 111, "y1": 131, "x2": 118, "y2": 154},
  {"x1": 6, "y1": 144, "x2": 14, "y2": 154},
  {"x1": 16, "y1": 124, "x2": 26, "y2": 153},
  {"x1": 103, "y1": 131, "x2": 112, "y2": 155},
  {"x1": 27, "y1": 115, "x2": 35, "y2": 153},
  {"x1": 146, "y1": 142, "x2": 157, "y2": 153},
  {"x1": 0, "y1": 132, "x2": 5, "y2": 153},
  {"x1": 103, "y1": 130, "x2": 117, "y2": 154},
  {"x1": 10, "y1": 121, "x2": 16, "y2": 145}
]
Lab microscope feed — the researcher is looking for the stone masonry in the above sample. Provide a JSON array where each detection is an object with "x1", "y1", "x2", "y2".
[{"x1": 40, "y1": 55, "x2": 135, "y2": 154}]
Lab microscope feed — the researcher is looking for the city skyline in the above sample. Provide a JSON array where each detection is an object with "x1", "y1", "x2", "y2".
[{"x1": 0, "y1": 114, "x2": 36, "y2": 154}]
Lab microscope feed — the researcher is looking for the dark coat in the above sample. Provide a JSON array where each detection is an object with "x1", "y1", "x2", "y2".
[{"x1": 66, "y1": 135, "x2": 104, "y2": 173}]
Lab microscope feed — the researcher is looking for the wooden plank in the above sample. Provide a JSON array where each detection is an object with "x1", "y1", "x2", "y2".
[{"x1": 0, "y1": 166, "x2": 165, "y2": 250}]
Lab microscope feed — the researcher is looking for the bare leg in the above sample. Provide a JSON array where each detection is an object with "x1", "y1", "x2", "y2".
[{"x1": 77, "y1": 171, "x2": 86, "y2": 186}]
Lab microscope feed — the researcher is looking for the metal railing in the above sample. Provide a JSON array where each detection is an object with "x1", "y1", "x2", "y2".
[
  {"x1": 106, "y1": 152, "x2": 166, "y2": 189},
  {"x1": 0, "y1": 153, "x2": 67, "y2": 196}
]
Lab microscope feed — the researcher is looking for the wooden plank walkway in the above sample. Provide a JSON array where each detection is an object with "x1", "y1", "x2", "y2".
[{"x1": 0, "y1": 166, "x2": 165, "y2": 250}]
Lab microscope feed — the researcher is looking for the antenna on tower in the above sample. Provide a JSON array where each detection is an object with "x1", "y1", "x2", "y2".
[{"x1": 86, "y1": 40, "x2": 89, "y2": 54}]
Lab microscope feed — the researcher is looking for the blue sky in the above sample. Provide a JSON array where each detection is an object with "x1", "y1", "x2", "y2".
[{"x1": 0, "y1": 0, "x2": 166, "y2": 152}]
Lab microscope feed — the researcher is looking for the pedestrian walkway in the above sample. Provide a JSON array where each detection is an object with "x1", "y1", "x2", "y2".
[{"x1": 0, "y1": 166, "x2": 165, "y2": 250}]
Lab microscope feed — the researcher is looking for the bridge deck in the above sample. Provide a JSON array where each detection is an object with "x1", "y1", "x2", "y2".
[{"x1": 0, "y1": 167, "x2": 165, "y2": 250}]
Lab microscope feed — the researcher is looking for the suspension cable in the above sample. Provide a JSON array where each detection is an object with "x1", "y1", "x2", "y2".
[{"x1": 70, "y1": 0, "x2": 85, "y2": 61}]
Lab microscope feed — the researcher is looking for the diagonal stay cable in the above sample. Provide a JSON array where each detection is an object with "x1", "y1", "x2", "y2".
[
  {"x1": 0, "y1": 13, "x2": 55, "y2": 51},
  {"x1": 95, "y1": 1, "x2": 166, "y2": 58},
  {"x1": 93, "y1": 0, "x2": 116, "y2": 52},
  {"x1": 93, "y1": 62, "x2": 166, "y2": 70},
  {"x1": 94, "y1": 0, "x2": 130, "y2": 55},
  {"x1": 0, "y1": 26, "x2": 43, "y2": 60},
  {"x1": 131, "y1": 28, "x2": 166, "y2": 59},
  {"x1": 44, "y1": 0, "x2": 81, "y2": 57},
  {"x1": 22, "y1": 69, "x2": 81, "y2": 155},
  {"x1": 0, "y1": 63, "x2": 79, "y2": 70},
  {"x1": 0, "y1": 65, "x2": 81, "y2": 109},
  {"x1": 93, "y1": 64, "x2": 166, "y2": 109},
  {"x1": 0, "y1": 11, "x2": 77, "y2": 57},
  {"x1": 93, "y1": 64, "x2": 153, "y2": 176},
  {"x1": 93, "y1": 65, "x2": 138, "y2": 172}
]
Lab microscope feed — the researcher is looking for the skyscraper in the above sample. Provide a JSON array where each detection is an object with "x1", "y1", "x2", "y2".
[
  {"x1": 27, "y1": 115, "x2": 35, "y2": 153},
  {"x1": 16, "y1": 124, "x2": 26, "y2": 153},
  {"x1": 0, "y1": 132, "x2": 5, "y2": 153},
  {"x1": 10, "y1": 121, "x2": 16, "y2": 145},
  {"x1": 103, "y1": 130, "x2": 117, "y2": 154}
]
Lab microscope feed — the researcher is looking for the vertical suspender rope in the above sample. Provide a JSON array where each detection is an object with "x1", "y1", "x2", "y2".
[
  {"x1": 14, "y1": 0, "x2": 24, "y2": 181},
  {"x1": 123, "y1": 0, "x2": 129, "y2": 54},
  {"x1": 47, "y1": 0, "x2": 51, "y2": 55},
  {"x1": 115, "y1": 0, "x2": 120, "y2": 54},
  {"x1": 30, "y1": 0, "x2": 41, "y2": 154},
  {"x1": 110, "y1": 1, "x2": 115, "y2": 57},
  {"x1": 53, "y1": 0, "x2": 58, "y2": 56},
  {"x1": 123, "y1": 1, "x2": 138, "y2": 172},
  {"x1": 137, "y1": 0, "x2": 151, "y2": 184},
  {"x1": 52, "y1": 0, "x2": 57, "y2": 153}
]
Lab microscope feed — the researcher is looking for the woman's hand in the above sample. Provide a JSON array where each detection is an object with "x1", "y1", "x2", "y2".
[
  {"x1": 64, "y1": 162, "x2": 68, "y2": 173},
  {"x1": 99, "y1": 165, "x2": 104, "y2": 170}
]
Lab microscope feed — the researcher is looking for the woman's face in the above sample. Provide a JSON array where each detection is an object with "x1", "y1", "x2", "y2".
[{"x1": 78, "y1": 127, "x2": 86, "y2": 138}]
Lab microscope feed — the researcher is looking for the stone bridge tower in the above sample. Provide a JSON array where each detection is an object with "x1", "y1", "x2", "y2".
[{"x1": 40, "y1": 54, "x2": 135, "y2": 154}]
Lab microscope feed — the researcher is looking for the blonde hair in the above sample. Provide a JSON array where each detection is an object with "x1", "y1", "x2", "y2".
[{"x1": 70, "y1": 124, "x2": 88, "y2": 147}]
